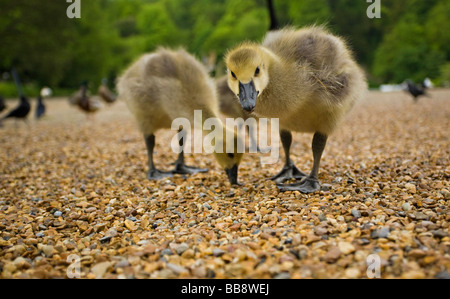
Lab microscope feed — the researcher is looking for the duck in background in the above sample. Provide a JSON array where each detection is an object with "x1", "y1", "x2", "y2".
[{"x1": 98, "y1": 78, "x2": 117, "y2": 104}]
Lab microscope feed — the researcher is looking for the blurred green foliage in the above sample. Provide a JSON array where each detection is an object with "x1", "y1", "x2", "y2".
[{"x1": 0, "y1": 0, "x2": 449, "y2": 97}]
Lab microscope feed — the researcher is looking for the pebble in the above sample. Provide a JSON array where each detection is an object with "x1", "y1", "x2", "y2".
[
  {"x1": 432, "y1": 230, "x2": 449, "y2": 238},
  {"x1": 415, "y1": 212, "x2": 428, "y2": 220},
  {"x1": 54, "y1": 211, "x2": 63, "y2": 217},
  {"x1": 318, "y1": 213, "x2": 327, "y2": 222},
  {"x1": 405, "y1": 183, "x2": 417, "y2": 194},
  {"x1": 351, "y1": 209, "x2": 362, "y2": 219},
  {"x1": 372, "y1": 227, "x2": 390, "y2": 239},
  {"x1": 338, "y1": 242, "x2": 355, "y2": 255},
  {"x1": 91, "y1": 262, "x2": 112, "y2": 279},
  {"x1": 323, "y1": 246, "x2": 341, "y2": 263},
  {"x1": 402, "y1": 202, "x2": 412, "y2": 212},
  {"x1": 160, "y1": 249, "x2": 173, "y2": 256},
  {"x1": 212, "y1": 248, "x2": 225, "y2": 257},
  {"x1": 176, "y1": 243, "x2": 189, "y2": 255},
  {"x1": 273, "y1": 272, "x2": 291, "y2": 279},
  {"x1": 435, "y1": 271, "x2": 450, "y2": 279}
]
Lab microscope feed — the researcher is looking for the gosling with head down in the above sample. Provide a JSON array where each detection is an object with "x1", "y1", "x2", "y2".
[
  {"x1": 117, "y1": 48, "x2": 243, "y2": 184},
  {"x1": 225, "y1": 26, "x2": 367, "y2": 193}
]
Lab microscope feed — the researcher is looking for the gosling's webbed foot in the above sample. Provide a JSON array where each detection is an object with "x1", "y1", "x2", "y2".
[
  {"x1": 277, "y1": 177, "x2": 320, "y2": 194},
  {"x1": 147, "y1": 169, "x2": 173, "y2": 180},
  {"x1": 269, "y1": 164, "x2": 307, "y2": 183},
  {"x1": 173, "y1": 163, "x2": 208, "y2": 175}
]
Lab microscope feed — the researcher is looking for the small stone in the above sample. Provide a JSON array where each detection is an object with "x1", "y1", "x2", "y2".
[
  {"x1": 323, "y1": 246, "x2": 341, "y2": 263},
  {"x1": 351, "y1": 209, "x2": 362, "y2": 219},
  {"x1": 161, "y1": 248, "x2": 173, "y2": 256},
  {"x1": 408, "y1": 249, "x2": 426, "y2": 258},
  {"x1": 115, "y1": 259, "x2": 130, "y2": 268},
  {"x1": 402, "y1": 203, "x2": 412, "y2": 212},
  {"x1": 273, "y1": 272, "x2": 291, "y2": 279},
  {"x1": 91, "y1": 262, "x2": 112, "y2": 279},
  {"x1": 0, "y1": 239, "x2": 11, "y2": 247},
  {"x1": 203, "y1": 203, "x2": 212, "y2": 210},
  {"x1": 124, "y1": 219, "x2": 136, "y2": 231},
  {"x1": 345, "y1": 268, "x2": 361, "y2": 279},
  {"x1": 13, "y1": 257, "x2": 31, "y2": 269},
  {"x1": 39, "y1": 245, "x2": 54, "y2": 257},
  {"x1": 435, "y1": 271, "x2": 450, "y2": 279},
  {"x1": 105, "y1": 227, "x2": 118, "y2": 238},
  {"x1": 338, "y1": 242, "x2": 355, "y2": 255},
  {"x1": 415, "y1": 212, "x2": 428, "y2": 220},
  {"x1": 402, "y1": 271, "x2": 425, "y2": 279},
  {"x1": 54, "y1": 211, "x2": 63, "y2": 217},
  {"x1": 166, "y1": 263, "x2": 187, "y2": 275},
  {"x1": 321, "y1": 184, "x2": 332, "y2": 192},
  {"x1": 181, "y1": 249, "x2": 195, "y2": 259},
  {"x1": 314, "y1": 226, "x2": 328, "y2": 236},
  {"x1": 405, "y1": 183, "x2": 416, "y2": 194},
  {"x1": 212, "y1": 248, "x2": 225, "y2": 257},
  {"x1": 318, "y1": 213, "x2": 328, "y2": 222},
  {"x1": 372, "y1": 227, "x2": 390, "y2": 239},
  {"x1": 432, "y1": 229, "x2": 449, "y2": 238},
  {"x1": 176, "y1": 243, "x2": 189, "y2": 256}
]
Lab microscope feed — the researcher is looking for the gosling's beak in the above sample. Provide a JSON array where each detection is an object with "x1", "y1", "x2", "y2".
[
  {"x1": 225, "y1": 164, "x2": 239, "y2": 185},
  {"x1": 238, "y1": 80, "x2": 258, "y2": 112}
]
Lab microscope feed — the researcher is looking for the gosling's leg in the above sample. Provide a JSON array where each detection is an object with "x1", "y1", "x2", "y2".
[
  {"x1": 277, "y1": 132, "x2": 327, "y2": 193},
  {"x1": 145, "y1": 134, "x2": 173, "y2": 180},
  {"x1": 172, "y1": 129, "x2": 208, "y2": 175},
  {"x1": 270, "y1": 130, "x2": 307, "y2": 183}
]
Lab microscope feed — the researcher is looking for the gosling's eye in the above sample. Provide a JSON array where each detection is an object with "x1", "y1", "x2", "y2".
[
  {"x1": 227, "y1": 153, "x2": 235, "y2": 159},
  {"x1": 230, "y1": 71, "x2": 237, "y2": 79},
  {"x1": 254, "y1": 67, "x2": 260, "y2": 76}
]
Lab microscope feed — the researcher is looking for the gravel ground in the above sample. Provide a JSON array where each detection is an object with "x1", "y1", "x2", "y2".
[{"x1": 0, "y1": 89, "x2": 449, "y2": 279}]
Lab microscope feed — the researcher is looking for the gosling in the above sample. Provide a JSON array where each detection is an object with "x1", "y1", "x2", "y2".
[
  {"x1": 117, "y1": 48, "x2": 243, "y2": 184},
  {"x1": 225, "y1": 26, "x2": 367, "y2": 193}
]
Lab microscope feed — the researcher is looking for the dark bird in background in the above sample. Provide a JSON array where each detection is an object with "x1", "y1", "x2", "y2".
[
  {"x1": 98, "y1": 78, "x2": 117, "y2": 104},
  {"x1": 69, "y1": 80, "x2": 102, "y2": 116},
  {"x1": 0, "y1": 69, "x2": 31, "y2": 126},
  {"x1": 35, "y1": 95, "x2": 46, "y2": 119},
  {"x1": 35, "y1": 86, "x2": 51, "y2": 120},
  {"x1": 404, "y1": 79, "x2": 429, "y2": 102},
  {"x1": 0, "y1": 95, "x2": 31, "y2": 125},
  {"x1": 0, "y1": 95, "x2": 6, "y2": 113}
]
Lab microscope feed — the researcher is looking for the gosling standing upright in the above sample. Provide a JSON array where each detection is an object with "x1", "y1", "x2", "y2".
[
  {"x1": 117, "y1": 48, "x2": 243, "y2": 184},
  {"x1": 225, "y1": 26, "x2": 367, "y2": 193}
]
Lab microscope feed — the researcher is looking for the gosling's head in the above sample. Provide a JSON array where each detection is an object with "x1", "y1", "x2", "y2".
[
  {"x1": 213, "y1": 129, "x2": 244, "y2": 185},
  {"x1": 225, "y1": 44, "x2": 270, "y2": 112}
]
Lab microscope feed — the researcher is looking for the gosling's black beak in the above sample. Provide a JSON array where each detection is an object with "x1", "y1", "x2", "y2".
[
  {"x1": 225, "y1": 164, "x2": 239, "y2": 185},
  {"x1": 238, "y1": 81, "x2": 258, "y2": 112}
]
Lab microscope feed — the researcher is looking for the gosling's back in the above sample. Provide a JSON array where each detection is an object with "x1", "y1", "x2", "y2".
[
  {"x1": 260, "y1": 27, "x2": 367, "y2": 134},
  {"x1": 117, "y1": 48, "x2": 218, "y2": 135}
]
